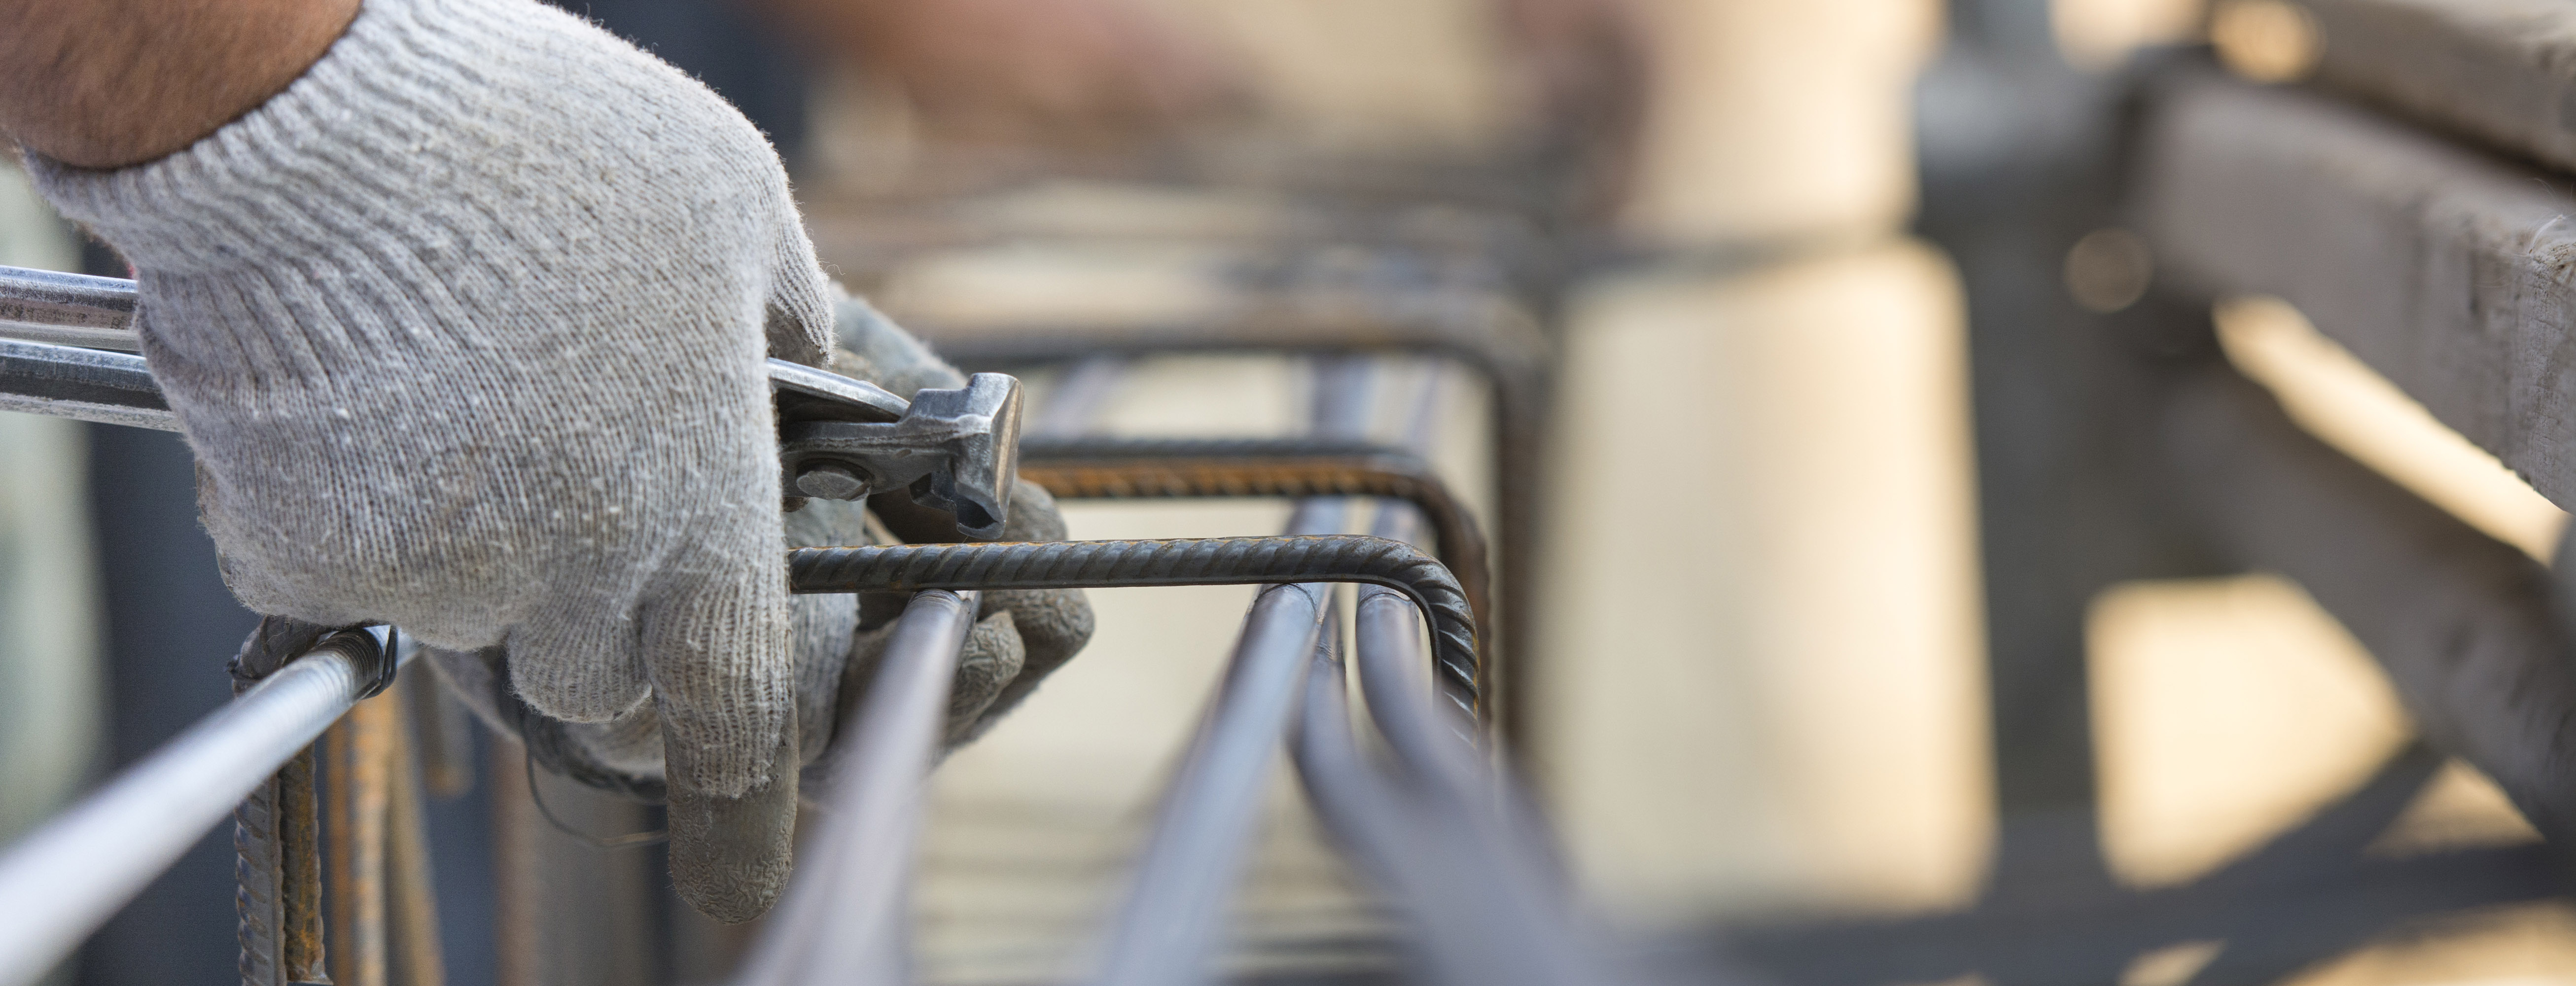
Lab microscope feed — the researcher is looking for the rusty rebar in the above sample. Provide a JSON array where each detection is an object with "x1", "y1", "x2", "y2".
[
  {"x1": 915, "y1": 294, "x2": 1549, "y2": 739},
  {"x1": 328, "y1": 692, "x2": 399, "y2": 986},
  {"x1": 1019, "y1": 436, "x2": 1491, "y2": 640},
  {"x1": 232, "y1": 618, "x2": 339, "y2": 986},
  {"x1": 788, "y1": 534, "x2": 1482, "y2": 723},
  {"x1": 387, "y1": 694, "x2": 446, "y2": 986}
]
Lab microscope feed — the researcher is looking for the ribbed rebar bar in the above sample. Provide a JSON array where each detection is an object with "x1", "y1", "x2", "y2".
[
  {"x1": 1018, "y1": 437, "x2": 1492, "y2": 636},
  {"x1": 787, "y1": 534, "x2": 1480, "y2": 722},
  {"x1": 917, "y1": 296, "x2": 1551, "y2": 741},
  {"x1": 232, "y1": 619, "x2": 340, "y2": 986}
]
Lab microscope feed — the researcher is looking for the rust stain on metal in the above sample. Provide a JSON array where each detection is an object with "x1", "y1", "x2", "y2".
[
  {"x1": 327, "y1": 694, "x2": 398, "y2": 986},
  {"x1": 280, "y1": 746, "x2": 328, "y2": 983},
  {"x1": 386, "y1": 697, "x2": 446, "y2": 986}
]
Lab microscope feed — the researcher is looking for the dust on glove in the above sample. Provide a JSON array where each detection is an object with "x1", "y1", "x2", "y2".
[{"x1": 32, "y1": 0, "x2": 830, "y2": 921}]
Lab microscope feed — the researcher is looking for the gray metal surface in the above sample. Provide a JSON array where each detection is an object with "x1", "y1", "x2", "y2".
[
  {"x1": 736, "y1": 589, "x2": 981, "y2": 986},
  {"x1": 0, "y1": 631, "x2": 394, "y2": 986},
  {"x1": 0, "y1": 337, "x2": 175, "y2": 430},
  {"x1": 0, "y1": 264, "x2": 138, "y2": 351},
  {"x1": 781, "y1": 373, "x2": 1025, "y2": 538},
  {"x1": 1085, "y1": 562, "x2": 1334, "y2": 986}
]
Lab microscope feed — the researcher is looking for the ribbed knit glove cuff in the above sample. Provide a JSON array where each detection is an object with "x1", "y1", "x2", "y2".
[{"x1": 28, "y1": 0, "x2": 832, "y2": 367}]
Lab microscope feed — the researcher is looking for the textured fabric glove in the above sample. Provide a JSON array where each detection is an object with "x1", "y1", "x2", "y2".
[
  {"x1": 430, "y1": 474, "x2": 1096, "y2": 797},
  {"x1": 29, "y1": 0, "x2": 830, "y2": 920},
  {"x1": 427, "y1": 301, "x2": 1093, "y2": 913}
]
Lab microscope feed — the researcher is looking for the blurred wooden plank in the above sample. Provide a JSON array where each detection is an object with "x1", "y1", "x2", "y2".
[
  {"x1": 2137, "y1": 74, "x2": 2576, "y2": 510},
  {"x1": 2307, "y1": 0, "x2": 2576, "y2": 174},
  {"x1": 2158, "y1": 366, "x2": 2576, "y2": 846}
]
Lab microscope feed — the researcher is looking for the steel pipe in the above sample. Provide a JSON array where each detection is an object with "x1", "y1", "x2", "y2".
[
  {"x1": 735, "y1": 590, "x2": 982, "y2": 986},
  {"x1": 0, "y1": 631, "x2": 394, "y2": 986}
]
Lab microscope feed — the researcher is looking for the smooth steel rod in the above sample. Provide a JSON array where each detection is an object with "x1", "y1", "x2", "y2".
[
  {"x1": 1085, "y1": 360, "x2": 1368, "y2": 986},
  {"x1": 1293, "y1": 631, "x2": 1589, "y2": 986},
  {"x1": 734, "y1": 590, "x2": 981, "y2": 986},
  {"x1": 0, "y1": 634, "x2": 388, "y2": 986},
  {"x1": 1088, "y1": 569, "x2": 1331, "y2": 986},
  {"x1": 0, "y1": 265, "x2": 139, "y2": 351}
]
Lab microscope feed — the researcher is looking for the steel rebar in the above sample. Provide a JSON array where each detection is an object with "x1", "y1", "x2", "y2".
[
  {"x1": 1292, "y1": 624, "x2": 1597, "y2": 986},
  {"x1": 387, "y1": 694, "x2": 447, "y2": 986},
  {"x1": 787, "y1": 534, "x2": 1479, "y2": 723},
  {"x1": 231, "y1": 617, "x2": 341, "y2": 986},
  {"x1": 0, "y1": 337, "x2": 176, "y2": 431},
  {"x1": 916, "y1": 296, "x2": 1552, "y2": 741},
  {"x1": 1018, "y1": 436, "x2": 1491, "y2": 633},
  {"x1": 0, "y1": 265, "x2": 138, "y2": 351},
  {"x1": 1090, "y1": 581, "x2": 1333, "y2": 986},
  {"x1": 0, "y1": 631, "x2": 394, "y2": 986},
  {"x1": 328, "y1": 692, "x2": 399, "y2": 986},
  {"x1": 734, "y1": 589, "x2": 983, "y2": 986},
  {"x1": 1082, "y1": 357, "x2": 1372, "y2": 986}
]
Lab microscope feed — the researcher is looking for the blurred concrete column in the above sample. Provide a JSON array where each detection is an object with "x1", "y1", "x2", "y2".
[{"x1": 0, "y1": 162, "x2": 105, "y2": 986}]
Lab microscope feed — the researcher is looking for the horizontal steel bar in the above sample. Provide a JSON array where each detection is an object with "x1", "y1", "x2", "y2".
[
  {"x1": 910, "y1": 290, "x2": 1551, "y2": 745},
  {"x1": 0, "y1": 266, "x2": 138, "y2": 351},
  {"x1": 0, "y1": 337, "x2": 176, "y2": 431},
  {"x1": 0, "y1": 631, "x2": 392, "y2": 986},
  {"x1": 788, "y1": 534, "x2": 1481, "y2": 724},
  {"x1": 1018, "y1": 436, "x2": 1491, "y2": 640}
]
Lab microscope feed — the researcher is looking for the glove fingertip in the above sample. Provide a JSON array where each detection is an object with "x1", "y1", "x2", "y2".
[
  {"x1": 666, "y1": 718, "x2": 799, "y2": 923},
  {"x1": 944, "y1": 611, "x2": 1028, "y2": 748}
]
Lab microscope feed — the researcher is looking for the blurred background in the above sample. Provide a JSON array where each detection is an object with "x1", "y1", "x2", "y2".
[{"x1": 4, "y1": 0, "x2": 2570, "y2": 983}]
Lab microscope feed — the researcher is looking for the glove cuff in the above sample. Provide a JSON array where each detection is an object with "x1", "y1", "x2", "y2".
[{"x1": 35, "y1": 0, "x2": 701, "y2": 271}]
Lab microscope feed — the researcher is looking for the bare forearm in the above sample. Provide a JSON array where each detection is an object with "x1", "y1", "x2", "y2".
[{"x1": 0, "y1": 0, "x2": 356, "y2": 168}]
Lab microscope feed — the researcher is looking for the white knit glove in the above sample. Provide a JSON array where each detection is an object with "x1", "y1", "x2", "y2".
[{"x1": 28, "y1": 0, "x2": 829, "y2": 920}]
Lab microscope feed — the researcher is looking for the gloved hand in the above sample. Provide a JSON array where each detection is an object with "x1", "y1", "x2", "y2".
[
  {"x1": 29, "y1": 0, "x2": 829, "y2": 920},
  {"x1": 424, "y1": 300, "x2": 1094, "y2": 913},
  {"x1": 429, "y1": 473, "x2": 1095, "y2": 797}
]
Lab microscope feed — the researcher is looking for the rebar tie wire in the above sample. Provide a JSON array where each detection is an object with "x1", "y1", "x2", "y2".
[{"x1": 788, "y1": 534, "x2": 1483, "y2": 723}]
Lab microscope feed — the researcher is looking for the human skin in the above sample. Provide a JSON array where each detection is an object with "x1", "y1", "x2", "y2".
[{"x1": 0, "y1": 0, "x2": 359, "y2": 168}]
